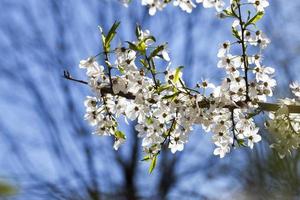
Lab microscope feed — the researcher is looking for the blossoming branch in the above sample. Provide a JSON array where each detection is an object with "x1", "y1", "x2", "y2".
[{"x1": 65, "y1": 0, "x2": 300, "y2": 172}]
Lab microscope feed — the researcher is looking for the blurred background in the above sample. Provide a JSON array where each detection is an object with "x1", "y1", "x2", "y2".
[{"x1": 0, "y1": 0, "x2": 300, "y2": 199}]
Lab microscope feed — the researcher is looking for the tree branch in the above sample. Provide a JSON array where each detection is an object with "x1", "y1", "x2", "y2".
[
  {"x1": 63, "y1": 70, "x2": 135, "y2": 100},
  {"x1": 63, "y1": 71, "x2": 300, "y2": 113}
]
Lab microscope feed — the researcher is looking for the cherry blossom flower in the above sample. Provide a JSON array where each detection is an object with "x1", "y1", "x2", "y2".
[
  {"x1": 217, "y1": 41, "x2": 231, "y2": 58},
  {"x1": 197, "y1": 0, "x2": 225, "y2": 12},
  {"x1": 253, "y1": 66, "x2": 275, "y2": 82},
  {"x1": 79, "y1": 57, "x2": 104, "y2": 78},
  {"x1": 248, "y1": 0, "x2": 269, "y2": 12},
  {"x1": 142, "y1": 0, "x2": 164, "y2": 16},
  {"x1": 244, "y1": 128, "x2": 261, "y2": 149},
  {"x1": 169, "y1": 132, "x2": 188, "y2": 153},
  {"x1": 114, "y1": 137, "x2": 126, "y2": 150},
  {"x1": 213, "y1": 144, "x2": 231, "y2": 158},
  {"x1": 290, "y1": 82, "x2": 300, "y2": 98},
  {"x1": 173, "y1": 0, "x2": 196, "y2": 13}
]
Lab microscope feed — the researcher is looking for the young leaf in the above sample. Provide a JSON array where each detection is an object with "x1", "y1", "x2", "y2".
[
  {"x1": 173, "y1": 66, "x2": 184, "y2": 83},
  {"x1": 127, "y1": 41, "x2": 146, "y2": 54},
  {"x1": 149, "y1": 45, "x2": 165, "y2": 59},
  {"x1": 135, "y1": 24, "x2": 142, "y2": 39},
  {"x1": 232, "y1": 27, "x2": 241, "y2": 40},
  {"x1": 98, "y1": 26, "x2": 106, "y2": 47},
  {"x1": 156, "y1": 84, "x2": 172, "y2": 93},
  {"x1": 148, "y1": 155, "x2": 157, "y2": 174},
  {"x1": 223, "y1": 9, "x2": 234, "y2": 17},
  {"x1": 115, "y1": 130, "x2": 126, "y2": 140},
  {"x1": 142, "y1": 35, "x2": 156, "y2": 44},
  {"x1": 137, "y1": 42, "x2": 146, "y2": 54},
  {"x1": 127, "y1": 41, "x2": 140, "y2": 51},
  {"x1": 105, "y1": 21, "x2": 121, "y2": 52},
  {"x1": 141, "y1": 155, "x2": 150, "y2": 161},
  {"x1": 139, "y1": 58, "x2": 147, "y2": 68},
  {"x1": 100, "y1": 21, "x2": 120, "y2": 53},
  {"x1": 237, "y1": 139, "x2": 247, "y2": 147},
  {"x1": 245, "y1": 12, "x2": 264, "y2": 27}
]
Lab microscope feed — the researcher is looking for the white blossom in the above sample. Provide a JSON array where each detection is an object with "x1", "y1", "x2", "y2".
[
  {"x1": 75, "y1": 0, "x2": 300, "y2": 162},
  {"x1": 248, "y1": 0, "x2": 269, "y2": 12},
  {"x1": 168, "y1": 131, "x2": 188, "y2": 153},
  {"x1": 79, "y1": 57, "x2": 104, "y2": 78},
  {"x1": 197, "y1": 0, "x2": 225, "y2": 12},
  {"x1": 290, "y1": 82, "x2": 300, "y2": 98}
]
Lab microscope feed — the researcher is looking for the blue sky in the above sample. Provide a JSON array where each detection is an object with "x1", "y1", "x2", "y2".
[{"x1": 1, "y1": 0, "x2": 300, "y2": 199}]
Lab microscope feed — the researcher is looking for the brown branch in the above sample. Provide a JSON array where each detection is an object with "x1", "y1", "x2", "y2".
[
  {"x1": 63, "y1": 71, "x2": 300, "y2": 113},
  {"x1": 237, "y1": 2, "x2": 250, "y2": 102},
  {"x1": 63, "y1": 70, "x2": 135, "y2": 100},
  {"x1": 258, "y1": 102, "x2": 300, "y2": 113}
]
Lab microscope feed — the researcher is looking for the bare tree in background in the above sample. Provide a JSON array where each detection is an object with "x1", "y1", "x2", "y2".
[
  {"x1": 0, "y1": 0, "x2": 233, "y2": 199},
  {"x1": 2, "y1": 0, "x2": 299, "y2": 199}
]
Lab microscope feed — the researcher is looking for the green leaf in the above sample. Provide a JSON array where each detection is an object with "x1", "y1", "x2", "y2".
[
  {"x1": 100, "y1": 21, "x2": 120, "y2": 52},
  {"x1": 237, "y1": 139, "x2": 247, "y2": 147},
  {"x1": 135, "y1": 24, "x2": 142, "y2": 39},
  {"x1": 156, "y1": 84, "x2": 172, "y2": 93},
  {"x1": 223, "y1": 9, "x2": 234, "y2": 17},
  {"x1": 137, "y1": 42, "x2": 146, "y2": 54},
  {"x1": 105, "y1": 21, "x2": 121, "y2": 52},
  {"x1": 174, "y1": 66, "x2": 184, "y2": 83},
  {"x1": 98, "y1": 26, "x2": 106, "y2": 47},
  {"x1": 139, "y1": 59, "x2": 147, "y2": 68},
  {"x1": 142, "y1": 35, "x2": 156, "y2": 44},
  {"x1": 149, "y1": 45, "x2": 165, "y2": 59},
  {"x1": 247, "y1": 10, "x2": 251, "y2": 21},
  {"x1": 162, "y1": 92, "x2": 180, "y2": 100},
  {"x1": 230, "y1": 1, "x2": 238, "y2": 16},
  {"x1": 127, "y1": 41, "x2": 139, "y2": 51},
  {"x1": 126, "y1": 41, "x2": 146, "y2": 54},
  {"x1": 148, "y1": 155, "x2": 157, "y2": 174},
  {"x1": 115, "y1": 130, "x2": 126, "y2": 140},
  {"x1": 245, "y1": 12, "x2": 264, "y2": 27},
  {"x1": 141, "y1": 155, "x2": 150, "y2": 161},
  {"x1": 232, "y1": 27, "x2": 241, "y2": 40}
]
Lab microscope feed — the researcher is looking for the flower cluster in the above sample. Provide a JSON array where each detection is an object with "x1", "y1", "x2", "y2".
[
  {"x1": 266, "y1": 83, "x2": 300, "y2": 158},
  {"x1": 68, "y1": 0, "x2": 300, "y2": 172},
  {"x1": 138, "y1": 0, "x2": 225, "y2": 15},
  {"x1": 195, "y1": 0, "x2": 275, "y2": 156},
  {"x1": 120, "y1": 0, "x2": 271, "y2": 16},
  {"x1": 80, "y1": 25, "x2": 202, "y2": 155}
]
